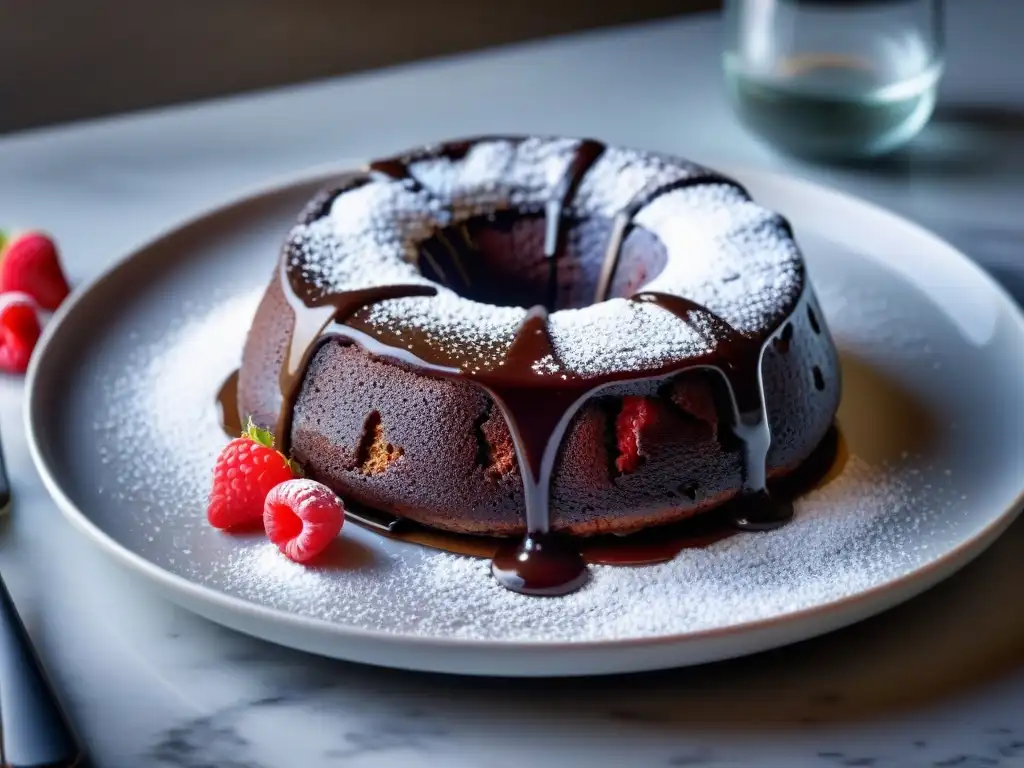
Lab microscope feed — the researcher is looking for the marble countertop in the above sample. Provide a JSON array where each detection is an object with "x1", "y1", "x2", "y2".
[{"x1": 2, "y1": 2, "x2": 1023, "y2": 766}]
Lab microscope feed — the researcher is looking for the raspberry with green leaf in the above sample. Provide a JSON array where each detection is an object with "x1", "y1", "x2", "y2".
[{"x1": 207, "y1": 418, "x2": 301, "y2": 530}]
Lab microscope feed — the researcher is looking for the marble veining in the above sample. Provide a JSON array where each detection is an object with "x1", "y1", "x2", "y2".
[
  {"x1": 146, "y1": 691, "x2": 456, "y2": 768},
  {"x1": 139, "y1": 700, "x2": 1024, "y2": 768},
  {"x1": 150, "y1": 707, "x2": 260, "y2": 768}
]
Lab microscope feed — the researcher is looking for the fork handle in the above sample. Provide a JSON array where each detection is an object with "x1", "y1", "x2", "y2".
[{"x1": 0, "y1": 574, "x2": 85, "y2": 767}]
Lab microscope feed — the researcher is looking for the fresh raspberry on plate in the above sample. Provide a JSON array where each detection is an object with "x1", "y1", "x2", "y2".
[
  {"x1": 0, "y1": 296, "x2": 42, "y2": 374},
  {"x1": 263, "y1": 479, "x2": 344, "y2": 563},
  {"x1": 207, "y1": 418, "x2": 300, "y2": 530},
  {"x1": 615, "y1": 396, "x2": 658, "y2": 474},
  {"x1": 0, "y1": 231, "x2": 71, "y2": 311}
]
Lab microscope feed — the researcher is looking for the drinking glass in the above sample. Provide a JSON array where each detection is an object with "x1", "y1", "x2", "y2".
[{"x1": 723, "y1": 0, "x2": 944, "y2": 160}]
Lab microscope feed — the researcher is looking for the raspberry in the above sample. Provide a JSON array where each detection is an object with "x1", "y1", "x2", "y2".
[
  {"x1": 263, "y1": 479, "x2": 344, "y2": 563},
  {"x1": 207, "y1": 418, "x2": 300, "y2": 530},
  {"x1": 615, "y1": 396, "x2": 658, "y2": 474},
  {"x1": 0, "y1": 231, "x2": 71, "y2": 311},
  {"x1": 0, "y1": 296, "x2": 42, "y2": 374}
]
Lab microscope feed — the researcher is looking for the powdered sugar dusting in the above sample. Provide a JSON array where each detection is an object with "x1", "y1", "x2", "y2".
[
  {"x1": 91, "y1": 290, "x2": 261, "y2": 535},
  {"x1": 87, "y1": 288, "x2": 932, "y2": 642},
  {"x1": 198, "y1": 454, "x2": 913, "y2": 642},
  {"x1": 287, "y1": 137, "x2": 802, "y2": 378},
  {"x1": 76, "y1": 247, "x2": 991, "y2": 644},
  {"x1": 53, "y1": 162, "x2": 1020, "y2": 654}
]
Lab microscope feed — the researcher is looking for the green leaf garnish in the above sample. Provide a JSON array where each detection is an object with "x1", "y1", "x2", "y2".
[{"x1": 243, "y1": 416, "x2": 275, "y2": 449}]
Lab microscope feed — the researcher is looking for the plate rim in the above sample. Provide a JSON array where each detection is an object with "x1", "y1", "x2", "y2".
[{"x1": 24, "y1": 161, "x2": 1024, "y2": 658}]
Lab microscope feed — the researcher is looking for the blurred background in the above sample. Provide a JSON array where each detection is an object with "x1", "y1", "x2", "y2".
[{"x1": 2, "y1": 0, "x2": 719, "y2": 133}]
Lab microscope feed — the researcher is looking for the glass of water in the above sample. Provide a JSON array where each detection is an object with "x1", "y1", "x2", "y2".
[{"x1": 723, "y1": 0, "x2": 944, "y2": 160}]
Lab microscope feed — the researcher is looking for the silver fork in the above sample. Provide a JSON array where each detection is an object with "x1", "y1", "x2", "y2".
[{"x1": 0, "y1": 439, "x2": 86, "y2": 767}]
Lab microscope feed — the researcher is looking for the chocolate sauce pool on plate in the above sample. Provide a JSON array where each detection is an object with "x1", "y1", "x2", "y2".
[{"x1": 216, "y1": 369, "x2": 243, "y2": 437}]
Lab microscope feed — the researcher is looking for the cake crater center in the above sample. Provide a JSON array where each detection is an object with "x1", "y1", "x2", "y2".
[{"x1": 416, "y1": 212, "x2": 668, "y2": 312}]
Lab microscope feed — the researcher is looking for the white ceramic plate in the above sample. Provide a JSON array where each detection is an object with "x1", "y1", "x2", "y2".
[{"x1": 25, "y1": 165, "x2": 1024, "y2": 677}]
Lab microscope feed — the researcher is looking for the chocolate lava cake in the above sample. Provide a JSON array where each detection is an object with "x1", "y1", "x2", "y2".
[{"x1": 236, "y1": 136, "x2": 841, "y2": 545}]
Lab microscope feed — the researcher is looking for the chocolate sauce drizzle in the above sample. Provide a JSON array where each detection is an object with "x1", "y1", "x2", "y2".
[
  {"x1": 216, "y1": 369, "x2": 243, "y2": 437},
  {"x1": 272, "y1": 139, "x2": 796, "y2": 597},
  {"x1": 593, "y1": 174, "x2": 748, "y2": 304},
  {"x1": 543, "y1": 139, "x2": 605, "y2": 310},
  {"x1": 277, "y1": 268, "x2": 438, "y2": 450},
  {"x1": 365, "y1": 423, "x2": 841, "y2": 566},
  {"x1": 630, "y1": 293, "x2": 793, "y2": 529}
]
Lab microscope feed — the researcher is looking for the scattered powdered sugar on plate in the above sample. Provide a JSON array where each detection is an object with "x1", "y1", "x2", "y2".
[
  {"x1": 203, "y1": 453, "x2": 912, "y2": 642},
  {"x1": 55, "y1": 164, "x2": 1021, "y2": 650},
  {"x1": 91, "y1": 290, "x2": 261, "y2": 540}
]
